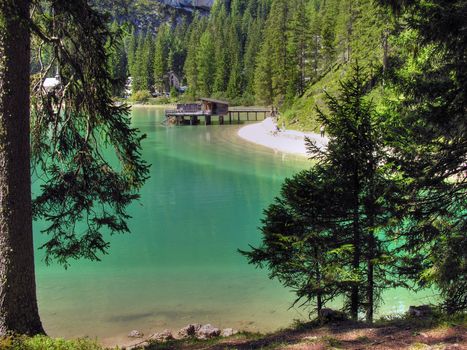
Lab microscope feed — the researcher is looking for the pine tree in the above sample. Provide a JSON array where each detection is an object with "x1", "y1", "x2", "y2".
[
  {"x1": 184, "y1": 14, "x2": 204, "y2": 98},
  {"x1": 254, "y1": 38, "x2": 274, "y2": 105},
  {"x1": 320, "y1": 0, "x2": 339, "y2": 70},
  {"x1": 243, "y1": 18, "x2": 263, "y2": 96},
  {"x1": 132, "y1": 31, "x2": 145, "y2": 91},
  {"x1": 254, "y1": 0, "x2": 289, "y2": 105},
  {"x1": 108, "y1": 20, "x2": 128, "y2": 96},
  {"x1": 226, "y1": 17, "x2": 243, "y2": 99},
  {"x1": 211, "y1": 3, "x2": 229, "y2": 94},
  {"x1": 196, "y1": 29, "x2": 215, "y2": 97},
  {"x1": 126, "y1": 27, "x2": 138, "y2": 79},
  {"x1": 308, "y1": 1, "x2": 322, "y2": 78},
  {"x1": 1, "y1": 0, "x2": 149, "y2": 335},
  {"x1": 286, "y1": 0, "x2": 310, "y2": 99},
  {"x1": 154, "y1": 24, "x2": 170, "y2": 93},
  {"x1": 378, "y1": 0, "x2": 467, "y2": 314},
  {"x1": 244, "y1": 64, "x2": 403, "y2": 322}
]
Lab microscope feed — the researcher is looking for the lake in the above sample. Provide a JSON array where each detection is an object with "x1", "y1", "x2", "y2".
[{"x1": 33, "y1": 106, "x2": 435, "y2": 345}]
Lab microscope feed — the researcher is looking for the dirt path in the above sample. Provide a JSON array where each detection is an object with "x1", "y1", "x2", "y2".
[{"x1": 142, "y1": 319, "x2": 466, "y2": 350}]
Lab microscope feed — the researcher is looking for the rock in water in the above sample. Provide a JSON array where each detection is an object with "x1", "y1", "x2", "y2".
[
  {"x1": 408, "y1": 305, "x2": 433, "y2": 318},
  {"x1": 221, "y1": 328, "x2": 238, "y2": 337},
  {"x1": 196, "y1": 324, "x2": 221, "y2": 339},
  {"x1": 128, "y1": 330, "x2": 144, "y2": 338},
  {"x1": 152, "y1": 329, "x2": 174, "y2": 342},
  {"x1": 178, "y1": 324, "x2": 202, "y2": 339}
]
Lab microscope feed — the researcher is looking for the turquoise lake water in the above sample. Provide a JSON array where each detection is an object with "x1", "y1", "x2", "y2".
[{"x1": 33, "y1": 106, "x2": 435, "y2": 345}]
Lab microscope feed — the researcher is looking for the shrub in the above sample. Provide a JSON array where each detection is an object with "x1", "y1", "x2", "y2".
[
  {"x1": 0, "y1": 335, "x2": 105, "y2": 350},
  {"x1": 130, "y1": 90, "x2": 151, "y2": 103}
]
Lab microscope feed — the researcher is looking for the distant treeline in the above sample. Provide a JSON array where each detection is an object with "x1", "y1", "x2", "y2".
[{"x1": 106, "y1": 0, "x2": 390, "y2": 106}]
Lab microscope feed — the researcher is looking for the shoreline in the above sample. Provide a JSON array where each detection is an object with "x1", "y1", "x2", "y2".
[{"x1": 237, "y1": 118, "x2": 328, "y2": 156}]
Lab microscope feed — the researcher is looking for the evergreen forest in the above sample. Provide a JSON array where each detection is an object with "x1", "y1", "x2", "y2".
[{"x1": 97, "y1": 0, "x2": 393, "y2": 129}]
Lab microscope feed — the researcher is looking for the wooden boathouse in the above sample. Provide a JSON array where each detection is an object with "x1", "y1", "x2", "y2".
[{"x1": 165, "y1": 98, "x2": 270, "y2": 125}]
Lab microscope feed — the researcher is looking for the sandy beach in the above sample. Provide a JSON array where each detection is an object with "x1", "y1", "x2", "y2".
[{"x1": 238, "y1": 118, "x2": 328, "y2": 156}]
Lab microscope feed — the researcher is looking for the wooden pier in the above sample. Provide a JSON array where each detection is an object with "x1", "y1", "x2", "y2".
[{"x1": 165, "y1": 98, "x2": 270, "y2": 126}]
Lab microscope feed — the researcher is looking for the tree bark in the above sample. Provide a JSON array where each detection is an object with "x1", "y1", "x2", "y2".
[
  {"x1": 0, "y1": 0, "x2": 45, "y2": 335},
  {"x1": 350, "y1": 166, "x2": 360, "y2": 321}
]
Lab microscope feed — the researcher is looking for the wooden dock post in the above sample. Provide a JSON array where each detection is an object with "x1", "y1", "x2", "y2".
[{"x1": 165, "y1": 104, "x2": 270, "y2": 127}]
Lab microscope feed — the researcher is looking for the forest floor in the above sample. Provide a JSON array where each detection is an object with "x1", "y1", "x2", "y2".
[{"x1": 138, "y1": 315, "x2": 466, "y2": 350}]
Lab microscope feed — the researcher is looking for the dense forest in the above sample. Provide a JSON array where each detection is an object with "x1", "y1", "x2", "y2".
[{"x1": 101, "y1": 0, "x2": 393, "y2": 130}]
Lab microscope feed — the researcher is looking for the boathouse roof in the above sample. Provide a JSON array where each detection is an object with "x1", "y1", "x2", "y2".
[{"x1": 200, "y1": 98, "x2": 229, "y2": 105}]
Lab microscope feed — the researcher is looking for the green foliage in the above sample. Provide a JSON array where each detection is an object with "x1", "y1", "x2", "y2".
[
  {"x1": 377, "y1": 0, "x2": 467, "y2": 314},
  {"x1": 130, "y1": 90, "x2": 152, "y2": 103},
  {"x1": 0, "y1": 336, "x2": 104, "y2": 350},
  {"x1": 107, "y1": 21, "x2": 128, "y2": 96},
  {"x1": 153, "y1": 23, "x2": 170, "y2": 92},
  {"x1": 196, "y1": 30, "x2": 215, "y2": 96},
  {"x1": 30, "y1": 0, "x2": 150, "y2": 265},
  {"x1": 243, "y1": 64, "x2": 404, "y2": 321}
]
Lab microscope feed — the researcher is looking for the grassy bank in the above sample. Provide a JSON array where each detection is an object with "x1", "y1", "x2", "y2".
[{"x1": 1, "y1": 312, "x2": 465, "y2": 350}]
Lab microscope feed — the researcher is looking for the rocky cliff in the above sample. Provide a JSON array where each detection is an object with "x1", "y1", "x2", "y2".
[
  {"x1": 93, "y1": 0, "x2": 213, "y2": 29},
  {"x1": 161, "y1": 0, "x2": 214, "y2": 11}
]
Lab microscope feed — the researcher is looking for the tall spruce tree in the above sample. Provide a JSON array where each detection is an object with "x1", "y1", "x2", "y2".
[
  {"x1": 108, "y1": 20, "x2": 128, "y2": 96},
  {"x1": 196, "y1": 29, "x2": 215, "y2": 97},
  {"x1": 154, "y1": 24, "x2": 170, "y2": 93},
  {"x1": 1, "y1": 0, "x2": 149, "y2": 335},
  {"x1": 320, "y1": 0, "x2": 339, "y2": 70},
  {"x1": 378, "y1": 0, "x2": 467, "y2": 313},
  {"x1": 287, "y1": 0, "x2": 310, "y2": 99},
  {"x1": 244, "y1": 64, "x2": 402, "y2": 322},
  {"x1": 211, "y1": 3, "x2": 229, "y2": 95},
  {"x1": 184, "y1": 14, "x2": 204, "y2": 98},
  {"x1": 254, "y1": 0, "x2": 289, "y2": 105}
]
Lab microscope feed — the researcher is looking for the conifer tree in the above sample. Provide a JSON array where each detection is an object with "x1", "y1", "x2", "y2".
[
  {"x1": 127, "y1": 27, "x2": 138, "y2": 80},
  {"x1": 132, "y1": 31, "x2": 145, "y2": 91},
  {"x1": 141, "y1": 32, "x2": 155, "y2": 91},
  {"x1": 226, "y1": 19, "x2": 243, "y2": 99},
  {"x1": 287, "y1": 0, "x2": 310, "y2": 99},
  {"x1": 254, "y1": 0, "x2": 289, "y2": 105},
  {"x1": 308, "y1": 1, "x2": 322, "y2": 78},
  {"x1": 320, "y1": 0, "x2": 339, "y2": 70},
  {"x1": 108, "y1": 20, "x2": 128, "y2": 96},
  {"x1": 0, "y1": 0, "x2": 149, "y2": 334},
  {"x1": 243, "y1": 18, "x2": 263, "y2": 96},
  {"x1": 184, "y1": 14, "x2": 204, "y2": 98},
  {"x1": 211, "y1": 3, "x2": 229, "y2": 94},
  {"x1": 196, "y1": 29, "x2": 215, "y2": 97},
  {"x1": 244, "y1": 64, "x2": 402, "y2": 322},
  {"x1": 154, "y1": 24, "x2": 170, "y2": 93},
  {"x1": 254, "y1": 38, "x2": 274, "y2": 105},
  {"x1": 378, "y1": 0, "x2": 467, "y2": 313}
]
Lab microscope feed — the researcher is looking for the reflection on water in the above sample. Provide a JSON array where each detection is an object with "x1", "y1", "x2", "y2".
[{"x1": 34, "y1": 106, "x2": 436, "y2": 344}]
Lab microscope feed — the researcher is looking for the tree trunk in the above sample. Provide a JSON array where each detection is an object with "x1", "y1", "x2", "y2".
[
  {"x1": 350, "y1": 168, "x2": 360, "y2": 321},
  {"x1": 366, "y1": 158, "x2": 377, "y2": 323},
  {"x1": 382, "y1": 29, "x2": 389, "y2": 75},
  {"x1": 0, "y1": 0, "x2": 45, "y2": 336},
  {"x1": 366, "y1": 231, "x2": 375, "y2": 323}
]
